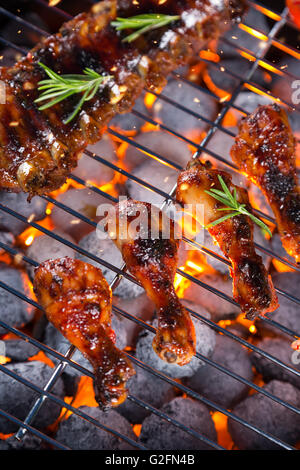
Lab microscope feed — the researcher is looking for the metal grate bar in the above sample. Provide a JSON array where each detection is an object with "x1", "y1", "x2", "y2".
[
  {"x1": 0, "y1": 241, "x2": 299, "y2": 379},
  {"x1": 0, "y1": 363, "x2": 147, "y2": 450},
  {"x1": 0, "y1": 407, "x2": 70, "y2": 450},
  {"x1": 0, "y1": 237, "x2": 298, "y2": 448},
  {"x1": 0, "y1": 199, "x2": 299, "y2": 342},
  {"x1": 0, "y1": 310, "x2": 297, "y2": 451}
]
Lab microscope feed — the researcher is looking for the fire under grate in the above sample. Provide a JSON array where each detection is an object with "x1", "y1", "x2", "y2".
[{"x1": 0, "y1": 0, "x2": 299, "y2": 451}]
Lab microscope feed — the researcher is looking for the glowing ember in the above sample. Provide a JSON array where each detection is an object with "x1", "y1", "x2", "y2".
[
  {"x1": 236, "y1": 313, "x2": 256, "y2": 333},
  {"x1": 199, "y1": 50, "x2": 220, "y2": 63},
  {"x1": 144, "y1": 92, "x2": 158, "y2": 110},
  {"x1": 0, "y1": 356, "x2": 10, "y2": 365},
  {"x1": 24, "y1": 235, "x2": 34, "y2": 247},
  {"x1": 203, "y1": 68, "x2": 232, "y2": 101},
  {"x1": 49, "y1": 0, "x2": 62, "y2": 6},
  {"x1": 249, "y1": 324, "x2": 257, "y2": 334},
  {"x1": 133, "y1": 424, "x2": 142, "y2": 437},
  {"x1": 238, "y1": 24, "x2": 268, "y2": 42},
  {"x1": 174, "y1": 251, "x2": 212, "y2": 299},
  {"x1": 0, "y1": 433, "x2": 13, "y2": 440},
  {"x1": 286, "y1": 0, "x2": 300, "y2": 28},
  {"x1": 291, "y1": 339, "x2": 300, "y2": 351},
  {"x1": 211, "y1": 412, "x2": 233, "y2": 449},
  {"x1": 61, "y1": 376, "x2": 98, "y2": 422},
  {"x1": 28, "y1": 351, "x2": 54, "y2": 368},
  {"x1": 19, "y1": 216, "x2": 54, "y2": 248}
]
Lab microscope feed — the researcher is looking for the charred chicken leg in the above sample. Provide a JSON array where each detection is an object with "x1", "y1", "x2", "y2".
[
  {"x1": 0, "y1": 0, "x2": 245, "y2": 197},
  {"x1": 176, "y1": 159, "x2": 278, "y2": 320},
  {"x1": 231, "y1": 104, "x2": 300, "y2": 263},
  {"x1": 106, "y1": 199, "x2": 196, "y2": 365},
  {"x1": 33, "y1": 257, "x2": 135, "y2": 409}
]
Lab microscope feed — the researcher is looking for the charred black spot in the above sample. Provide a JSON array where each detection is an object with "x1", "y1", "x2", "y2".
[
  {"x1": 284, "y1": 193, "x2": 300, "y2": 225},
  {"x1": 134, "y1": 238, "x2": 177, "y2": 266},
  {"x1": 263, "y1": 164, "x2": 295, "y2": 202},
  {"x1": 235, "y1": 215, "x2": 251, "y2": 240},
  {"x1": 238, "y1": 257, "x2": 271, "y2": 306}
]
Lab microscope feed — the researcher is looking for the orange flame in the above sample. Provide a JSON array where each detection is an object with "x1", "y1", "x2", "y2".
[
  {"x1": 49, "y1": 0, "x2": 62, "y2": 6},
  {"x1": 212, "y1": 412, "x2": 234, "y2": 449}
]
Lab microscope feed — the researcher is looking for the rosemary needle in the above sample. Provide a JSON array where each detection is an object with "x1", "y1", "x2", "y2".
[
  {"x1": 204, "y1": 175, "x2": 272, "y2": 237},
  {"x1": 35, "y1": 62, "x2": 112, "y2": 124},
  {"x1": 111, "y1": 14, "x2": 180, "y2": 43}
]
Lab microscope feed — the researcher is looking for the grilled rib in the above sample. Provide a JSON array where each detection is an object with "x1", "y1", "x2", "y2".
[
  {"x1": 231, "y1": 104, "x2": 300, "y2": 263},
  {"x1": 0, "y1": 0, "x2": 245, "y2": 197},
  {"x1": 105, "y1": 198, "x2": 196, "y2": 365},
  {"x1": 176, "y1": 159, "x2": 278, "y2": 320},
  {"x1": 33, "y1": 256, "x2": 135, "y2": 409}
]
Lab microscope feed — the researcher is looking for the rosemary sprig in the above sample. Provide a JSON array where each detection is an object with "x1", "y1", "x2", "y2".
[
  {"x1": 111, "y1": 14, "x2": 180, "y2": 43},
  {"x1": 35, "y1": 62, "x2": 112, "y2": 124},
  {"x1": 204, "y1": 175, "x2": 272, "y2": 237}
]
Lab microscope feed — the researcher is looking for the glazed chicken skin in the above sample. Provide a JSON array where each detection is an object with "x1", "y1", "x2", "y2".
[
  {"x1": 231, "y1": 104, "x2": 300, "y2": 263},
  {"x1": 176, "y1": 159, "x2": 278, "y2": 320},
  {"x1": 0, "y1": 0, "x2": 245, "y2": 197},
  {"x1": 33, "y1": 257, "x2": 135, "y2": 409},
  {"x1": 106, "y1": 199, "x2": 196, "y2": 365}
]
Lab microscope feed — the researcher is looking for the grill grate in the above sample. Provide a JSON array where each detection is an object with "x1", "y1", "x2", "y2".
[{"x1": 0, "y1": 0, "x2": 299, "y2": 451}]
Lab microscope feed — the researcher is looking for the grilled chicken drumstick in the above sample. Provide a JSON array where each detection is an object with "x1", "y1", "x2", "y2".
[
  {"x1": 176, "y1": 159, "x2": 278, "y2": 320},
  {"x1": 33, "y1": 257, "x2": 135, "y2": 409},
  {"x1": 0, "y1": 0, "x2": 245, "y2": 197},
  {"x1": 231, "y1": 104, "x2": 300, "y2": 263},
  {"x1": 106, "y1": 199, "x2": 196, "y2": 365}
]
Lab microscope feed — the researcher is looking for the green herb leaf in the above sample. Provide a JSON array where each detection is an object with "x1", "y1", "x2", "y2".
[
  {"x1": 204, "y1": 175, "x2": 272, "y2": 237},
  {"x1": 35, "y1": 62, "x2": 112, "y2": 124},
  {"x1": 111, "y1": 14, "x2": 180, "y2": 43}
]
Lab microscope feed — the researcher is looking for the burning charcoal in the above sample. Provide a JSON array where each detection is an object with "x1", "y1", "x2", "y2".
[
  {"x1": 205, "y1": 57, "x2": 268, "y2": 100},
  {"x1": 112, "y1": 293, "x2": 155, "y2": 348},
  {"x1": 124, "y1": 130, "x2": 192, "y2": 172},
  {"x1": 139, "y1": 397, "x2": 217, "y2": 450},
  {"x1": 201, "y1": 127, "x2": 237, "y2": 167},
  {"x1": 152, "y1": 80, "x2": 218, "y2": 138},
  {"x1": 72, "y1": 135, "x2": 116, "y2": 186},
  {"x1": 4, "y1": 339, "x2": 38, "y2": 362},
  {"x1": 183, "y1": 272, "x2": 240, "y2": 322},
  {"x1": 185, "y1": 334, "x2": 253, "y2": 409},
  {"x1": 135, "y1": 303, "x2": 216, "y2": 379},
  {"x1": 56, "y1": 406, "x2": 136, "y2": 450},
  {"x1": 110, "y1": 96, "x2": 150, "y2": 132},
  {"x1": 126, "y1": 159, "x2": 178, "y2": 207},
  {"x1": 218, "y1": 6, "x2": 270, "y2": 57},
  {"x1": 26, "y1": 230, "x2": 75, "y2": 279},
  {"x1": 0, "y1": 264, "x2": 34, "y2": 336},
  {"x1": 6, "y1": 434, "x2": 44, "y2": 451},
  {"x1": 0, "y1": 439, "x2": 10, "y2": 450},
  {"x1": 273, "y1": 58, "x2": 300, "y2": 115},
  {"x1": 232, "y1": 92, "x2": 274, "y2": 118},
  {"x1": 51, "y1": 188, "x2": 111, "y2": 242},
  {"x1": 251, "y1": 337, "x2": 300, "y2": 389},
  {"x1": 77, "y1": 230, "x2": 144, "y2": 298},
  {"x1": 0, "y1": 192, "x2": 47, "y2": 236},
  {"x1": 228, "y1": 380, "x2": 300, "y2": 450},
  {"x1": 117, "y1": 367, "x2": 175, "y2": 424},
  {"x1": 256, "y1": 272, "x2": 300, "y2": 339},
  {"x1": 0, "y1": 231, "x2": 14, "y2": 252},
  {"x1": 0, "y1": 361, "x2": 64, "y2": 434}
]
